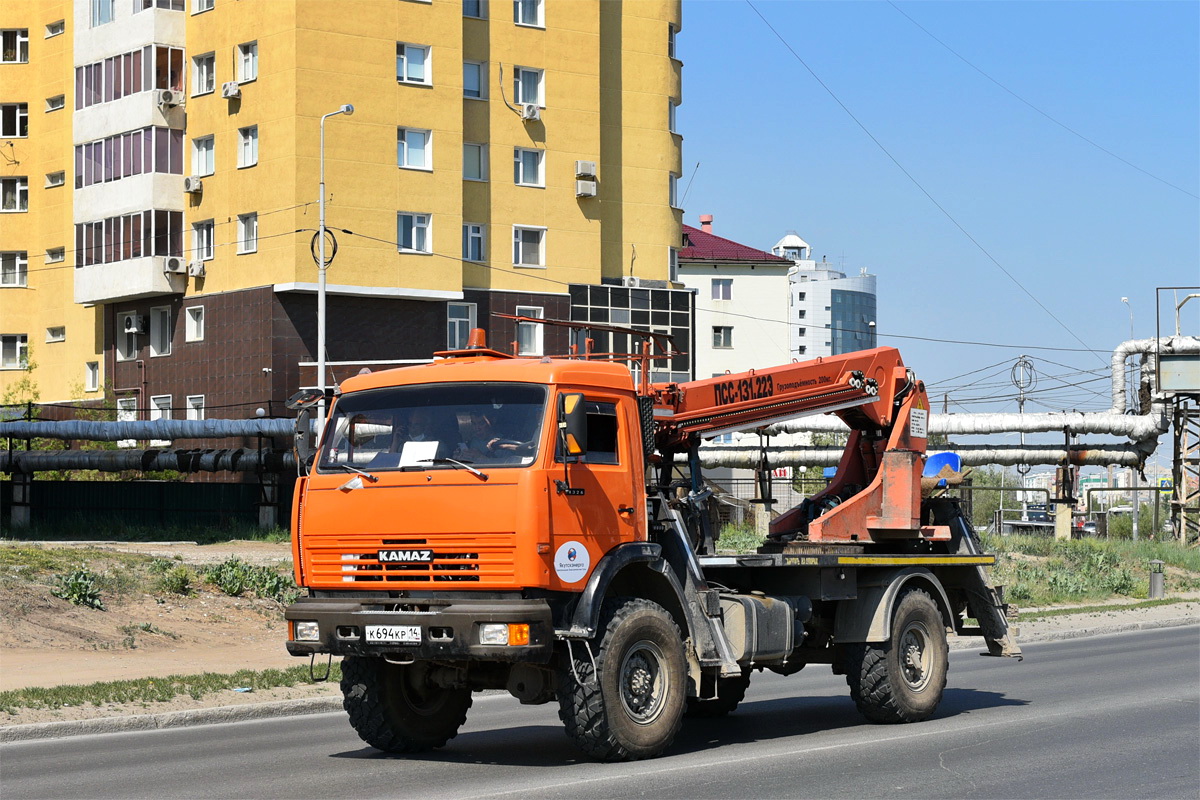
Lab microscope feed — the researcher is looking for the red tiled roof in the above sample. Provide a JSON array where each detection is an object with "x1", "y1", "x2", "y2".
[{"x1": 679, "y1": 225, "x2": 791, "y2": 264}]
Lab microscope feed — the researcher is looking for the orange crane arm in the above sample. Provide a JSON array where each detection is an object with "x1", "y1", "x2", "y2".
[{"x1": 649, "y1": 347, "x2": 914, "y2": 448}]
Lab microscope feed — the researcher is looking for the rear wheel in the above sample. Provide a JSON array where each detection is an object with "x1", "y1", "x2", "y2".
[
  {"x1": 845, "y1": 589, "x2": 948, "y2": 723},
  {"x1": 558, "y1": 597, "x2": 687, "y2": 761},
  {"x1": 341, "y1": 656, "x2": 472, "y2": 752},
  {"x1": 685, "y1": 668, "x2": 751, "y2": 718}
]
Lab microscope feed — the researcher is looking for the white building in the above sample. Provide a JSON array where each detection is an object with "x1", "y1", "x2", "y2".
[
  {"x1": 678, "y1": 215, "x2": 793, "y2": 379},
  {"x1": 772, "y1": 232, "x2": 878, "y2": 359}
]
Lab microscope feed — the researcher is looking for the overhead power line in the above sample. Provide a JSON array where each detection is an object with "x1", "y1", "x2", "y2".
[
  {"x1": 888, "y1": 0, "x2": 1199, "y2": 201},
  {"x1": 743, "y1": 0, "x2": 1107, "y2": 365}
]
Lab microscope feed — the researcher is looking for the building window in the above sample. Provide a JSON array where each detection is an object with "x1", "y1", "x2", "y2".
[
  {"x1": 193, "y1": 0, "x2": 214, "y2": 14},
  {"x1": 149, "y1": 306, "x2": 171, "y2": 357},
  {"x1": 76, "y1": 128, "x2": 184, "y2": 187},
  {"x1": 797, "y1": 309, "x2": 806, "y2": 319},
  {"x1": 237, "y1": 213, "x2": 257, "y2": 253},
  {"x1": 513, "y1": 147, "x2": 543, "y2": 186},
  {"x1": 396, "y1": 42, "x2": 429, "y2": 85},
  {"x1": 668, "y1": 24, "x2": 677, "y2": 59},
  {"x1": 91, "y1": 0, "x2": 115, "y2": 27},
  {"x1": 447, "y1": 302, "x2": 476, "y2": 349},
  {"x1": 45, "y1": 171, "x2": 65, "y2": 188},
  {"x1": 797, "y1": 291, "x2": 806, "y2": 301},
  {"x1": 512, "y1": 225, "x2": 545, "y2": 267},
  {"x1": 45, "y1": 21, "x2": 65, "y2": 38},
  {"x1": 192, "y1": 135, "x2": 214, "y2": 176},
  {"x1": 237, "y1": 125, "x2": 258, "y2": 168},
  {"x1": 185, "y1": 306, "x2": 204, "y2": 341},
  {"x1": 668, "y1": 100, "x2": 677, "y2": 134},
  {"x1": 1, "y1": 177, "x2": 28, "y2": 212},
  {"x1": 116, "y1": 397, "x2": 136, "y2": 447},
  {"x1": 797, "y1": 345, "x2": 806, "y2": 355},
  {"x1": 192, "y1": 53, "x2": 215, "y2": 95},
  {"x1": 797, "y1": 327, "x2": 806, "y2": 337},
  {"x1": 462, "y1": 223, "x2": 485, "y2": 262},
  {"x1": 463, "y1": 60, "x2": 485, "y2": 99},
  {"x1": 463, "y1": 143, "x2": 486, "y2": 181},
  {"x1": 397, "y1": 127, "x2": 430, "y2": 170},
  {"x1": 75, "y1": 210, "x2": 183, "y2": 265},
  {"x1": 713, "y1": 326, "x2": 733, "y2": 349},
  {"x1": 668, "y1": 247, "x2": 678, "y2": 282},
  {"x1": 46, "y1": 95, "x2": 66, "y2": 112},
  {"x1": 116, "y1": 314, "x2": 139, "y2": 361},
  {"x1": 1, "y1": 252, "x2": 28, "y2": 287},
  {"x1": 668, "y1": 172, "x2": 679, "y2": 208},
  {"x1": 513, "y1": 66, "x2": 542, "y2": 105},
  {"x1": 1, "y1": 103, "x2": 28, "y2": 137},
  {"x1": 464, "y1": 0, "x2": 486, "y2": 19},
  {"x1": 237, "y1": 41, "x2": 257, "y2": 82},
  {"x1": 85, "y1": 361, "x2": 100, "y2": 392},
  {"x1": 136, "y1": 0, "x2": 186, "y2": 12},
  {"x1": 46, "y1": 248, "x2": 64, "y2": 264},
  {"x1": 192, "y1": 220, "x2": 214, "y2": 260},
  {"x1": 397, "y1": 212, "x2": 431, "y2": 253},
  {"x1": 0, "y1": 334, "x2": 28, "y2": 369},
  {"x1": 1, "y1": 30, "x2": 29, "y2": 64},
  {"x1": 515, "y1": 305, "x2": 543, "y2": 356},
  {"x1": 45, "y1": 326, "x2": 66, "y2": 343},
  {"x1": 513, "y1": 0, "x2": 543, "y2": 27},
  {"x1": 711, "y1": 278, "x2": 732, "y2": 301},
  {"x1": 149, "y1": 394, "x2": 172, "y2": 446},
  {"x1": 186, "y1": 394, "x2": 205, "y2": 420}
]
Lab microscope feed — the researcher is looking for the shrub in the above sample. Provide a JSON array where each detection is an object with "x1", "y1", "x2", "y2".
[
  {"x1": 203, "y1": 557, "x2": 299, "y2": 604},
  {"x1": 50, "y1": 567, "x2": 105, "y2": 610},
  {"x1": 158, "y1": 566, "x2": 194, "y2": 596}
]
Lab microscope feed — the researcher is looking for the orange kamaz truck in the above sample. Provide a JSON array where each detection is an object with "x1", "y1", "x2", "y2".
[{"x1": 284, "y1": 327, "x2": 1019, "y2": 761}]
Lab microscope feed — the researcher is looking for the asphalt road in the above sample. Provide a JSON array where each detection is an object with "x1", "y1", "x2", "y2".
[{"x1": 3, "y1": 627, "x2": 1197, "y2": 800}]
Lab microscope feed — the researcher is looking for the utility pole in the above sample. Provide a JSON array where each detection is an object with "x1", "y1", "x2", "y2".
[{"x1": 1012, "y1": 356, "x2": 1034, "y2": 521}]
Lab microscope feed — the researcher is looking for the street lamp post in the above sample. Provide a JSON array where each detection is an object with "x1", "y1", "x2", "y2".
[
  {"x1": 1120, "y1": 296, "x2": 1134, "y2": 341},
  {"x1": 317, "y1": 104, "x2": 354, "y2": 435}
]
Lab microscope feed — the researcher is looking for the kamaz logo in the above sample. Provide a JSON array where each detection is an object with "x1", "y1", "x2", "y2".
[{"x1": 377, "y1": 549, "x2": 434, "y2": 563}]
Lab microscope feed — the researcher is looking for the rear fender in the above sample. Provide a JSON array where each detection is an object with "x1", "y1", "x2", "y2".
[{"x1": 833, "y1": 567, "x2": 953, "y2": 643}]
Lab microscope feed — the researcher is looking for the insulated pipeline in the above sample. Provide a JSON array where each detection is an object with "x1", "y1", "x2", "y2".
[{"x1": 0, "y1": 448, "x2": 296, "y2": 473}]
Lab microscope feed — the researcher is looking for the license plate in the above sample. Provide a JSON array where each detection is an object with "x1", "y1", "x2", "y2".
[{"x1": 365, "y1": 625, "x2": 421, "y2": 644}]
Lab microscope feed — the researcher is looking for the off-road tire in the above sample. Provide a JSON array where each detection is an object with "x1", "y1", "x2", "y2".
[
  {"x1": 845, "y1": 588, "x2": 948, "y2": 723},
  {"x1": 685, "y1": 668, "x2": 752, "y2": 718},
  {"x1": 557, "y1": 597, "x2": 687, "y2": 761},
  {"x1": 341, "y1": 656, "x2": 472, "y2": 752}
]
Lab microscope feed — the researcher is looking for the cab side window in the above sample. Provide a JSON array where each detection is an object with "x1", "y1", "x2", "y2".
[
  {"x1": 582, "y1": 401, "x2": 619, "y2": 464},
  {"x1": 557, "y1": 400, "x2": 620, "y2": 464}
]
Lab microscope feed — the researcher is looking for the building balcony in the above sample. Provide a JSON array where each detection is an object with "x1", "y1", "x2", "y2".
[{"x1": 75, "y1": 256, "x2": 186, "y2": 305}]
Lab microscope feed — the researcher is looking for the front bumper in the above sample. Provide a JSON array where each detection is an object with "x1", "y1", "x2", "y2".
[{"x1": 284, "y1": 595, "x2": 555, "y2": 662}]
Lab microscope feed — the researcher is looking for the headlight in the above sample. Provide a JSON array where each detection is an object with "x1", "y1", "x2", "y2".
[
  {"x1": 294, "y1": 621, "x2": 320, "y2": 641},
  {"x1": 479, "y1": 623, "x2": 530, "y2": 646},
  {"x1": 479, "y1": 623, "x2": 509, "y2": 645}
]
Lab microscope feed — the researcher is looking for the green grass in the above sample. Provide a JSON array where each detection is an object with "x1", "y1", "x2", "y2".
[
  {"x1": 1016, "y1": 597, "x2": 1193, "y2": 621},
  {"x1": 716, "y1": 522, "x2": 766, "y2": 553},
  {"x1": 2, "y1": 520, "x2": 290, "y2": 545},
  {"x1": 0, "y1": 663, "x2": 342, "y2": 714}
]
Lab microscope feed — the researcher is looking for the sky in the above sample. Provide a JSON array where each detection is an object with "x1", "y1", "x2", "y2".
[{"x1": 675, "y1": 0, "x2": 1199, "y2": 470}]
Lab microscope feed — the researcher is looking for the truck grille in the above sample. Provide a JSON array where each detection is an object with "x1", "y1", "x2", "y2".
[{"x1": 306, "y1": 534, "x2": 517, "y2": 587}]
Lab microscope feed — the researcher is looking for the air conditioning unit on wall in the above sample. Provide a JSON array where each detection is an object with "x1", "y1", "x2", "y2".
[
  {"x1": 221, "y1": 81, "x2": 241, "y2": 99},
  {"x1": 575, "y1": 179, "x2": 597, "y2": 198},
  {"x1": 162, "y1": 256, "x2": 186, "y2": 274},
  {"x1": 183, "y1": 176, "x2": 203, "y2": 193},
  {"x1": 519, "y1": 103, "x2": 540, "y2": 122},
  {"x1": 575, "y1": 160, "x2": 597, "y2": 179},
  {"x1": 155, "y1": 88, "x2": 184, "y2": 108},
  {"x1": 188, "y1": 261, "x2": 206, "y2": 278},
  {"x1": 123, "y1": 314, "x2": 147, "y2": 335}
]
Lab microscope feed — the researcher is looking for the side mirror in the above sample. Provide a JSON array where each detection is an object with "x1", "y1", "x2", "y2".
[
  {"x1": 293, "y1": 408, "x2": 313, "y2": 473},
  {"x1": 558, "y1": 393, "x2": 587, "y2": 457}
]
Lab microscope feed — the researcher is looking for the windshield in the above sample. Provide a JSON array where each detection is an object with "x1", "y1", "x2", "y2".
[{"x1": 318, "y1": 383, "x2": 547, "y2": 472}]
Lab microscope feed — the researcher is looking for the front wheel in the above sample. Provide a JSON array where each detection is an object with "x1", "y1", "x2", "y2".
[
  {"x1": 845, "y1": 588, "x2": 948, "y2": 723},
  {"x1": 341, "y1": 656, "x2": 472, "y2": 752},
  {"x1": 558, "y1": 597, "x2": 687, "y2": 761}
]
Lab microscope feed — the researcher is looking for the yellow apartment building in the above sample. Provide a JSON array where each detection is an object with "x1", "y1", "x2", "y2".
[{"x1": 0, "y1": 0, "x2": 689, "y2": 421}]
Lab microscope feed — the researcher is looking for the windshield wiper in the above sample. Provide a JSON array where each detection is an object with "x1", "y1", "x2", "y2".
[
  {"x1": 332, "y1": 463, "x2": 379, "y2": 483},
  {"x1": 419, "y1": 458, "x2": 489, "y2": 482}
]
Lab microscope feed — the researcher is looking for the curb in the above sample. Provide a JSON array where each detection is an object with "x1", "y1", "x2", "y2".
[{"x1": 4, "y1": 617, "x2": 1197, "y2": 745}]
